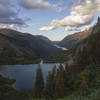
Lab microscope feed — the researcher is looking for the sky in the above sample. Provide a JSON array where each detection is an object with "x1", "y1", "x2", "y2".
[{"x1": 0, "y1": 0, "x2": 100, "y2": 41}]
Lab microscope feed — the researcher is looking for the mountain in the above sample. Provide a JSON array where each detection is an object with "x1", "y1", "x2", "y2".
[
  {"x1": 92, "y1": 17, "x2": 100, "y2": 33},
  {"x1": 0, "y1": 29, "x2": 61, "y2": 65},
  {"x1": 35, "y1": 35, "x2": 53, "y2": 45},
  {"x1": 59, "y1": 27, "x2": 93, "y2": 49},
  {"x1": 44, "y1": 28, "x2": 93, "y2": 63},
  {"x1": 74, "y1": 18, "x2": 100, "y2": 67},
  {"x1": 74, "y1": 29, "x2": 100, "y2": 67},
  {"x1": 44, "y1": 17, "x2": 100, "y2": 63}
]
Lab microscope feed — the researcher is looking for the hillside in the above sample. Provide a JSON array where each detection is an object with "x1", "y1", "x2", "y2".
[
  {"x1": 0, "y1": 18, "x2": 100, "y2": 100},
  {"x1": 30, "y1": 24, "x2": 100, "y2": 100},
  {"x1": 35, "y1": 35, "x2": 53, "y2": 45},
  {"x1": 0, "y1": 29, "x2": 61, "y2": 65},
  {"x1": 44, "y1": 18, "x2": 100, "y2": 63},
  {"x1": 73, "y1": 18, "x2": 100, "y2": 67},
  {"x1": 75, "y1": 26, "x2": 100, "y2": 67},
  {"x1": 45, "y1": 18, "x2": 100, "y2": 100},
  {"x1": 63, "y1": 18, "x2": 100, "y2": 68},
  {"x1": 44, "y1": 48, "x2": 74, "y2": 63},
  {"x1": 0, "y1": 75, "x2": 28, "y2": 100},
  {"x1": 59, "y1": 27, "x2": 93, "y2": 49}
]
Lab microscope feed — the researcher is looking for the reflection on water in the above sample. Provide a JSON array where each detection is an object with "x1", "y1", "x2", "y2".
[
  {"x1": 40, "y1": 59, "x2": 44, "y2": 65},
  {"x1": 0, "y1": 64, "x2": 64, "y2": 91}
]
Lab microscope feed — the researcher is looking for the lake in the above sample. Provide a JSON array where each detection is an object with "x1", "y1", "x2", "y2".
[{"x1": 0, "y1": 63, "x2": 64, "y2": 91}]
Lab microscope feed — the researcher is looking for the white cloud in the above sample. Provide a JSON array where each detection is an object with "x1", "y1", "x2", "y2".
[
  {"x1": 9, "y1": 24, "x2": 28, "y2": 29},
  {"x1": 40, "y1": 0, "x2": 100, "y2": 31},
  {"x1": 65, "y1": 26, "x2": 79, "y2": 32},
  {"x1": 40, "y1": 26, "x2": 55, "y2": 31},
  {"x1": 20, "y1": 0, "x2": 63, "y2": 12},
  {"x1": 0, "y1": 24, "x2": 29, "y2": 29}
]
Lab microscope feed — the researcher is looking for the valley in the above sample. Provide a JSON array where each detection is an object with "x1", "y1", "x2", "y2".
[
  {"x1": 0, "y1": 29, "x2": 62, "y2": 65},
  {"x1": 0, "y1": 17, "x2": 100, "y2": 100},
  {"x1": 0, "y1": 0, "x2": 100, "y2": 100}
]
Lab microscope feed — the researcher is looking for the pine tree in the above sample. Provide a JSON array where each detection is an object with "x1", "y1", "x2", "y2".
[
  {"x1": 34, "y1": 64, "x2": 44, "y2": 98},
  {"x1": 64, "y1": 63, "x2": 73, "y2": 95},
  {"x1": 55, "y1": 64, "x2": 66, "y2": 98},
  {"x1": 65, "y1": 60, "x2": 81, "y2": 87},
  {"x1": 75, "y1": 70, "x2": 89, "y2": 99},
  {"x1": 44, "y1": 66, "x2": 57, "y2": 100}
]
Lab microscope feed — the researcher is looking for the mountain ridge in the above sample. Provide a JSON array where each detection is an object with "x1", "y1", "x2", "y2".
[
  {"x1": 59, "y1": 27, "x2": 93, "y2": 49},
  {"x1": 44, "y1": 17, "x2": 100, "y2": 63},
  {"x1": 0, "y1": 28, "x2": 62, "y2": 65}
]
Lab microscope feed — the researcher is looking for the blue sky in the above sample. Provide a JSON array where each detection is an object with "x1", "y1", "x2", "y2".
[
  {"x1": 0, "y1": 0, "x2": 100, "y2": 41},
  {"x1": 18, "y1": 0, "x2": 76, "y2": 41}
]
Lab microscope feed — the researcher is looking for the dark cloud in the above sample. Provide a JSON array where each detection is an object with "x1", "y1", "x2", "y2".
[
  {"x1": 0, "y1": 18, "x2": 25, "y2": 25},
  {"x1": 0, "y1": 0, "x2": 16, "y2": 18},
  {"x1": 20, "y1": 0, "x2": 64, "y2": 12},
  {"x1": 0, "y1": 0, "x2": 28, "y2": 28},
  {"x1": 0, "y1": 8, "x2": 16, "y2": 18}
]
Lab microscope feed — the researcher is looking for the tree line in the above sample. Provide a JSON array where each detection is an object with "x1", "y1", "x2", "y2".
[{"x1": 28, "y1": 62, "x2": 100, "y2": 100}]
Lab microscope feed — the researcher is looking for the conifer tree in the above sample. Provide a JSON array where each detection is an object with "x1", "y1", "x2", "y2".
[
  {"x1": 55, "y1": 64, "x2": 66, "y2": 98},
  {"x1": 64, "y1": 63, "x2": 73, "y2": 95},
  {"x1": 75, "y1": 70, "x2": 89, "y2": 99},
  {"x1": 65, "y1": 61, "x2": 81, "y2": 91},
  {"x1": 44, "y1": 66, "x2": 57, "y2": 99},
  {"x1": 34, "y1": 64, "x2": 44, "y2": 98}
]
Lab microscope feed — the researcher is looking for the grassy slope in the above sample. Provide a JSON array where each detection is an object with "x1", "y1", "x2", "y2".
[
  {"x1": 0, "y1": 28, "x2": 62, "y2": 65},
  {"x1": 0, "y1": 30, "x2": 40, "y2": 65},
  {"x1": 44, "y1": 48, "x2": 74, "y2": 63}
]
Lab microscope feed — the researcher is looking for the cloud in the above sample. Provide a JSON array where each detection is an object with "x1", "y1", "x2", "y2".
[
  {"x1": 0, "y1": 0, "x2": 16, "y2": 18},
  {"x1": 0, "y1": 0, "x2": 28, "y2": 29},
  {"x1": 8, "y1": 24, "x2": 29, "y2": 29},
  {"x1": 0, "y1": 24, "x2": 29, "y2": 29},
  {"x1": 65, "y1": 26, "x2": 79, "y2": 32},
  {"x1": 20, "y1": 0, "x2": 63, "y2": 12},
  {"x1": 40, "y1": 0, "x2": 100, "y2": 32},
  {"x1": 40, "y1": 26, "x2": 56, "y2": 31},
  {"x1": 0, "y1": 18, "x2": 25, "y2": 25}
]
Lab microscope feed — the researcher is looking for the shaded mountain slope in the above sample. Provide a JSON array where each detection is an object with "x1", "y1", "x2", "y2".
[
  {"x1": 44, "y1": 18, "x2": 100, "y2": 63},
  {"x1": 35, "y1": 35, "x2": 53, "y2": 45},
  {"x1": 75, "y1": 27, "x2": 100, "y2": 67},
  {"x1": 59, "y1": 27, "x2": 93, "y2": 49},
  {"x1": 0, "y1": 29, "x2": 61, "y2": 65}
]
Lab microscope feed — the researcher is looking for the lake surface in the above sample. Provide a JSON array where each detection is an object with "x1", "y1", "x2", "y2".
[
  {"x1": 54, "y1": 44, "x2": 67, "y2": 51},
  {"x1": 0, "y1": 63, "x2": 64, "y2": 91}
]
